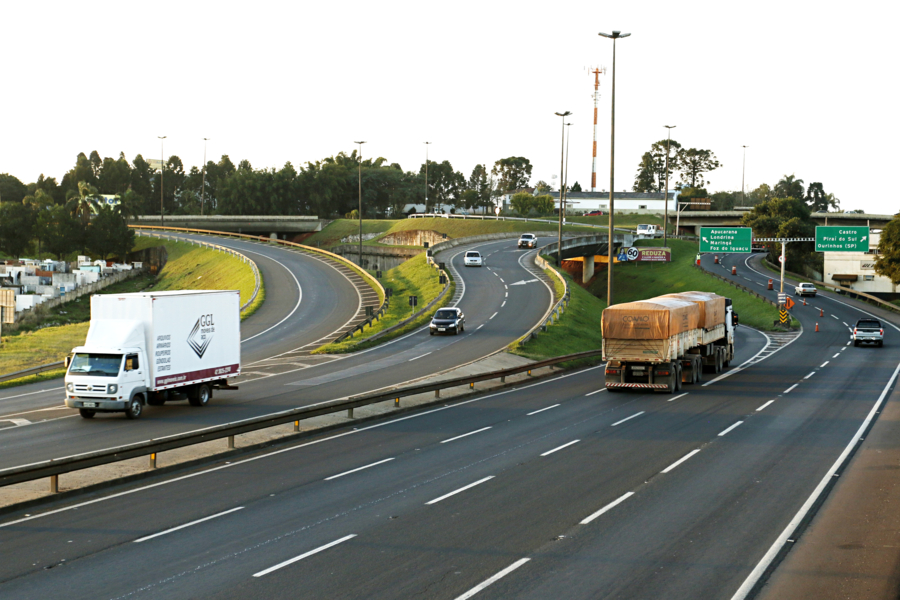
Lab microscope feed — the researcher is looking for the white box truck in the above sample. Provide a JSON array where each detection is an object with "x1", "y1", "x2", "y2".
[{"x1": 65, "y1": 290, "x2": 241, "y2": 419}]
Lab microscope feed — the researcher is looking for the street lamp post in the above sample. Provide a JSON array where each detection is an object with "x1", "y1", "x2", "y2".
[
  {"x1": 599, "y1": 30, "x2": 630, "y2": 306},
  {"x1": 554, "y1": 111, "x2": 572, "y2": 267},
  {"x1": 741, "y1": 145, "x2": 749, "y2": 206},
  {"x1": 663, "y1": 125, "x2": 676, "y2": 243},
  {"x1": 355, "y1": 141, "x2": 366, "y2": 268},
  {"x1": 200, "y1": 137, "x2": 209, "y2": 216},
  {"x1": 564, "y1": 122, "x2": 572, "y2": 225},
  {"x1": 158, "y1": 136, "x2": 166, "y2": 226},
  {"x1": 424, "y1": 142, "x2": 431, "y2": 212}
]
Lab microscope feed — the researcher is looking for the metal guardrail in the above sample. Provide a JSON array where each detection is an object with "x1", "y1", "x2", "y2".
[
  {"x1": 0, "y1": 362, "x2": 65, "y2": 384},
  {"x1": 0, "y1": 348, "x2": 604, "y2": 492},
  {"x1": 136, "y1": 232, "x2": 261, "y2": 311},
  {"x1": 510, "y1": 244, "x2": 571, "y2": 347},
  {"x1": 131, "y1": 225, "x2": 388, "y2": 325}
]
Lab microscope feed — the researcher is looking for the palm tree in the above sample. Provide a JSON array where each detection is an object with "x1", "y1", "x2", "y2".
[
  {"x1": 68, "y1": 181, "x2": 99, "y2": 226},
  {"x1": 774, "y1": 174, "x2": 805, "y2": 199}
]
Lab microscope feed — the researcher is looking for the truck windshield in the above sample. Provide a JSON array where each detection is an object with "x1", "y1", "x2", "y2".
[{"x1": 68, "y1": 353, "x2": 122, "y2": 377}]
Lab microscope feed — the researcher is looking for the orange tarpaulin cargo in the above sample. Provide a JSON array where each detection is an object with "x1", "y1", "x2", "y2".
[
  {"x1": 602, "y1": 297, "x2": 700, "y2": 340},
  {"x1": 659, "y1": 291, "x2": 726, "y2": 330}
]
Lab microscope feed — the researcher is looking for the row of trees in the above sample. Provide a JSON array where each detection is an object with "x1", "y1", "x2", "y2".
[
  {"x1": 676, "y1": 174, "x2": 843, "y2": 213},
  {"x1": 0, "y1": 153, "x2": 538, "y2": 219},
  {"x1": 633, "y1": 139, "x2": 722, "y2": 192}
]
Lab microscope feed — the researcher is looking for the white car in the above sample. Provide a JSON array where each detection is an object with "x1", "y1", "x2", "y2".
[
  {"x1": 794, "y1": 283, "x2": 817, "y2": 297},
  {"x1": 464, "y1": 251, "x2": 483, "y2": 267}
]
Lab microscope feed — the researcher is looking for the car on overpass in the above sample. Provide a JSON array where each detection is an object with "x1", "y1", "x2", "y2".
[
  {"x1": 518, "y1": 233, "x2": 537, "y2": 249},
  {"x1": 794, "y1": 282, "x2": 817, "y2": 297},
  {"x1": 464, "y1": 251, "x2": 483, "y2": 267},
  {"x1": 430, "y1": 307, "x2": 465, "y2": 335}
]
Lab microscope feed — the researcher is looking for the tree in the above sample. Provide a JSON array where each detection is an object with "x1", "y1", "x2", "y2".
[
  {"x1": 24, "y1": 189, "x2": 55, "y2": 257},
  {"x1": 98, "y1": 153, "x2": 132, "y2": 195},
  {"x1": 679, "y1": 187, "x2": 710, "y2": 210},
  {"x1": 874, "y1": 215, "x2": 900, "y2": 284},
  {"x1": 0, "y1": 201, "x2": 35, "y2": 259},
  {"x1": 509, "y1": 192, "x2": 535, "y2": 215},
  {"x1": 69, "y1": 181, "x2": 100, "y2": 226},
  {"x1": 419, "y1": 160, "x2": 464, "y2": 211},
  {"x1": 805, "y1": 182, "x2": 839, "y2": 212},
  {"x1": 747, "y1": 183, "x2": 773, "y2": 206},
  {"x1": 492, "y1": 157, "x2": 532, "y2": 192},
  {"x1": 709, "y1": 191, "x2": 738, "y2": 211},
  {"x1": 130, "y1": 154, "x2": 155, "y2": 214},
  {"x1": 40, "y1": 205, "x2": 83, "y2": 259},
  {"x1": 633, "y1": 152, "x2": 657, "y2": 192},
  {"x1": 533, "y1": 194, "x2": 555, "y2": 215},
  {"x1": 0, "y1": 173, "x2": 28, "y2": 205},
  {"x1": 741, "y1": 197, "x2": 815, "y2": 270},
  {"x1": 467, "y1": 164, "x2": 492, "y2": 212},
  {"x1": 88, "y1": 205, "x2": 134, "y2": 261},
  {"x1": 676, "y1": 148, "x2": 720, "y2": 188},
  {"x1": 570, "y1": 181, "x2": 582, "y2": 192},
  {"x1": 774, "y1": 174, "x2": 805, "y2": 199},
  {"x1": 534, "y1": 180, "x2": 553, "y2": 193}
]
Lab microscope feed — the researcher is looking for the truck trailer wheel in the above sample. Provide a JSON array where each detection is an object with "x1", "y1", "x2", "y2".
[
  {"x1": 124, "y1": 396, "x2": 143, "y2": 420},
  {"x1": 189, "y1": 384, "x2": 212, "y2": 407},
  {"x1": 79, "y1": 409, "x2": 96, "y2": 419}
]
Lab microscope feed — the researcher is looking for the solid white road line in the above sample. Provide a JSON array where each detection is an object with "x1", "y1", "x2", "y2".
[
  {"x1": 240, "y1": 253, "x2": 304, "y2": 344},
  {"x1": 668, "y1": 392, "x2": 688, "y2": 402},
  {"x1": 541, "y1": 440, "x2": 580, "y2": 456},
  {"x1": 718, "y1": 421, "x2": 744, "y2": 437},
  {"x1": 661, "y1": 449, "x2": 701, "y2": 473},
  {"x1": 324, "y1": 458, "x2": 395, "y2": 481},
  {"x1": 527, "y1": 404, "x2": 560, "y2": 415},
  {"x1": 253, "y1": 534, "x2": 356, "y2": 577},
  {"x1": 756, "y1": 400, "x2": 775, "y2": 411},
  {"x1": 611, "y1": 412, "x2": 645, "y2": 427},
  {"x1": 804, "y1": 372, "x2": 816, "y2": 379},
  {"x1": 0, "y1": 387, "x2": 64, "y2": 402},
  {"x1": 489, "y1": 312, "x2": 498, "y2": 320},
  {"x1": 408, "y1": 352, "x2": 432, "y2": 362},
  {"x1": 441, "y1": 427, "x2": 492, "y2": 444},
  {"x1": 585, "y1": 388, "x2": 606, "y2": 396},
  {"x1": 454, "y1": 558, "x2": 531, "y2": 600},
  {"x1": 426, "y1": 476, "x2": 494, "y2": 505},
  {"x1": 580, "y1": 492, "x2": 635, "y2": 525},
  {"x1": 134, "y1": 507, "x2": 244, "y2": 543},
  {"x1": 731, "y1": 360, "x2": 900, "y2": 600},
  {"x1": 784, "y1": 384, "x2": 799, "y2": 393}
]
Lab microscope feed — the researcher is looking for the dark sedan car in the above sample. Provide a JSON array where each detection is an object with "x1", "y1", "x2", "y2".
[{"x1": 430, "y1": 307, "x2": 465, "y2": 335}]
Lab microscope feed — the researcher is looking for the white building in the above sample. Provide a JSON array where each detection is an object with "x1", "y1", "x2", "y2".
[
  {"x1": 541, "y1": 191, "x2": 678, "y2": 214},
  {"x1": 824, "y1": 231, "x2": 898, "y2": 297}
]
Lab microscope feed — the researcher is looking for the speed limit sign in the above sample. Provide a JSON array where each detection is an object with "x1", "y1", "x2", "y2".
[{"x1": 625, "y1": 247, "x2": 640, "y2": 261}]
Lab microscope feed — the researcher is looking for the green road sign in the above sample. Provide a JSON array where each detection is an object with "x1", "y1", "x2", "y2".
[
  {"x1": 699, "y1": 227, "x2": 752, "y2": 253},
  {"x1": 815, "y1": 226, "x2": 870, "y2": 252}
]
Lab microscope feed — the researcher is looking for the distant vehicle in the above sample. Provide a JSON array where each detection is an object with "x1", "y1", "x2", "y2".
[
  {"x1": 464, "y1": 251, "x2": 483, "y2": 267},
  {"x1": 853, "y1": 319, "x2": 884, "y2": 347},
  {"x1": 751, "y1": 245, "x2": 767, "y2": 253},
  {"x1": 585, "y1": 210, "x2": 604, "y2": 216},
  {"x1": 636, "y1": 224, "x2": 661, "y2": 238},
  {"x1": 518, "y1": 233, "x2": 537, "y2": 249},
  {"x1": 794, "y1": 283, "x2": 817, "y2": 297},
  {"x1": 430, "y1": 307, "x2": 465, "y2": 335}
]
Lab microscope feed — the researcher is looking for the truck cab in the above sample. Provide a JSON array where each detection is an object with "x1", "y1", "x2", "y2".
[{"x1": 66, "y1": 346, "x2": 148, "y2": 419}]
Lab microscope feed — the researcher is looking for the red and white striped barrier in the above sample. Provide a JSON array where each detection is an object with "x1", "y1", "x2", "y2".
[{"x1": 606, "y1": 382, "x2": 669, "y2": 389}]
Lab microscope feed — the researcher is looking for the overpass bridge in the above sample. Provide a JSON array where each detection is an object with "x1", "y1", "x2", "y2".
[
  {"x1": 669, "y1": 211, "x2": 895, "y2": 236},
  {"x1": 133, "y1": 215, "x2": 327, "y2": 239},
  {"x1": 542, "y1": 232, "x2": 635, "y2": 283}
]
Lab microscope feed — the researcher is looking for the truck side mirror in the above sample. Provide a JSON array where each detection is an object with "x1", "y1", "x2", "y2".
[
  {"x1": 65, "y1": 356, "x2": 71, "y2": 368},
  {"x1": 732, "y1": 313, "x2": 739, "y2": 327}
]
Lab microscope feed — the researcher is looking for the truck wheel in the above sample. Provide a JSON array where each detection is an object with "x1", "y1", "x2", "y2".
[
  {"x1": 79, "y1": 409, "x2": 96, "y2": 419},
  {"x1": 694, "y1": 360, "x2": 702, "y2": 383},
  {"x1": 124, "y1": 396, "x2": 143, "y2": 419},
  {"x1": 189, "y1": 384, "x2": 212, "y2": 407},
  {"x1": 853, "y1": 340, "x2": 859, "y2": 347},
  {"x1": 675, "y1": 366, "x2": 683, "y2": 391}
]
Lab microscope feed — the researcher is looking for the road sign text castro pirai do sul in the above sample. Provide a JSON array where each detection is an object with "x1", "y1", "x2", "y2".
[
  {"x1": 699, "y1": 227, "x2": 752, "y2": 253},
  {"x1": 815, "y1": 226, "x2": 870, "y2": 252}
]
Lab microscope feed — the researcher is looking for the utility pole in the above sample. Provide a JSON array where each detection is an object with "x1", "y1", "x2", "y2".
[
  {"x1": 158, "y1": 136, "x2": 166, "y2": 226},
  {"x1": 355, "y1": 141, "x2": 366, "y2": 268},
  {"x1": 424, "y1": 142, "x2": 431, "y2": 212},
  {"x1": 554, "y1": 111, "x2": 572, "y2": 267},
  {"x1": 200, "y1": 137, "x2": 209, "y2": 216},
  {"x1": 564, "y1": 122, "x2": 572, "y2": 224},
  {"x1": 741, "y1": 145, "x2": 749, "y2": 206},
  {"x1": 663, "y1": 125, "x2": 676, "y2": 244}
]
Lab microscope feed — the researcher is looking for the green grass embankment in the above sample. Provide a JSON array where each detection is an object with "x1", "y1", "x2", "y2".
[
  {"x1": 302, "y1": 219, "x2": 398, "y2": 248},
  {"x1": 313, "y1": 253, "x2": 450, "y2": 354},
  {"x1": 377, "y1": 217, "x2": 599, "y2": 241},
  {"x1": 590, "y1": 238, "x2": 786, "y2": 331},
  {"x1": 566, "y1": 213, "x2": 667, "y2": 230},
  {"x1": 0, "y1": 237, "x2": 264, "y2": 387}
]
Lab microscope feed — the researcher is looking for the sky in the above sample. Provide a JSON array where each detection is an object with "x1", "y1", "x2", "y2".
[{"x1": 2, "y1": 0, "x2": 898, "y2": 215}]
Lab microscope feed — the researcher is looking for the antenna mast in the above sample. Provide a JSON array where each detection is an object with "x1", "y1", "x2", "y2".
[{"x1": 590, "y1": 67, "x2": 605, "y2": 192}]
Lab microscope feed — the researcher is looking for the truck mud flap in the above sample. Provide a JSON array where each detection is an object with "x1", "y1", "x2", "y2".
[{"x1": 606, "y1": 382, "x2": 669, "y2": 390}]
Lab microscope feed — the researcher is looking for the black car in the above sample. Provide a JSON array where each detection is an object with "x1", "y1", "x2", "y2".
[{"x1": 430, "y1": 307, "x2": 465, "y2": 335}]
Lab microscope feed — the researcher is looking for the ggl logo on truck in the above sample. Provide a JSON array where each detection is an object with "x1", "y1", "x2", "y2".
[{"x1": 187, "y1": 314, "x2": 215, "y2": 358}]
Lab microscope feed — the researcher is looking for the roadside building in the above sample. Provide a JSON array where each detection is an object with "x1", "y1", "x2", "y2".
[
  {"x1": 824, "y1": 231, "x2": 898, "y2": 299},
  {"x1": 544, "y1": 191, "x2": 677, "y2": 214}
]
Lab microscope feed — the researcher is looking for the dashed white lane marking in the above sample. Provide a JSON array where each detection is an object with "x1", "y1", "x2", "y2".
[
  {"x1": 0, "y1": 418, "x2": 30, "y2": 426},
  {"x1": 527, "y1": 404, "x2": 560, "y2": 415},
  {"x1": 325, "y1": 458, "x2": 395, "y2": 481},
  {"x1": 843, "y1": 321, "x2": 849, "y2": 327},
  {"x1": 408, "y1": 352, "x2": 433, "y2": 362},
  {"x1": 476, "y1": 324, "x2": 484, "y2": 330},
  {"x1": 757, "y1": 400, "x2": 776, "y2": 411},
  {"x1": 585, "y1": 389, "x2": 606, "y2": 396},
  {"x1": 499, "y1": 278, "x2": 504, "y2": 283},
  {"x1": 832, "y1": 314, "x2": 839, "y2": 320},
  {"x1": 804, "y1": 372, "x2": 816, "y2": 379},
  {"x1": 426, "y1": 476, "x2": 494, "y2": 505},
  {"x1": 504, "y1": 284, "x2": 508, "y2": 290},
  {"x1": 847, "y1": 341, "x2": 852, "y2": 346},
  {"x1": 718, "y1": 421, "x2": 744, "y2": 437},
  {"x1": 441, "y1": 426, "x2": 492, "y2": 444},
  {"x1": 833, "y1": 353, "x2": 840, "y2": 358},
  {"x1": 581, "y1": 492, "x2": 635, "y2": 525},
  {"x1": 755, "y1": 282, "x2": 764, "y2": 286},
  {"x1": 820, "y1": 361, "x2": 829, "y2": 368},
  {"x1": 501, "y1": 301, "x2": 506, "y2": 307},
  {"x1": 253, "y1": 534, "x2": 357, "y2": 577},
  {"x1": 541, "y1": 440, "x2": 580, "y2": 457},
  {"x1": 668, "y1": 393, "x2": 688, "y2": 402},
  {"x1": 611, "y1": 411, "x2": 645, "y2": 427},
  {"x1": 489, "y1": 312, "x2": 498, "y2": 320},
  {"x1": 134, "y1": 507, "x2": 244, "y2": 543},
  {"x1": 743, "y1": 277, "x2": 752, "y2": 281},
  {"x1": 661, "y1": 449, "x2": 701, "y2": 473},
  {"x1": 785, "y1": 384, "x2": 799, "y2": 393},
  {"x1": 505, "y1": 292, "x2": 508, "y2": 298},
  {"x1": 814, "y1": 306, "x2": 822, "y2": 311},
  {"x1": 493, "y1": 272, "x2": 499, "y2": 276},
  {"x1": 454, "y1": 558, "x2": 531, "y2": 600}
]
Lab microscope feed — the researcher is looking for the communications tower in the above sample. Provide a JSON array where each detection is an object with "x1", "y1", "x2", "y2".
[{"x1": 590, "y1": 67, "x2": 605, "y2": 192}]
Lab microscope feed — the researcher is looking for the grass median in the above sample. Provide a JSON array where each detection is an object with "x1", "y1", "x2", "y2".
[{"x1": 313, "y1": 252, "x2": 450, "y2": 354}]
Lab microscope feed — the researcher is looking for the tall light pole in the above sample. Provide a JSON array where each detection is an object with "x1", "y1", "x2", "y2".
[
  {"x1": 200, "y1": 137, "x2": 209, "y2": 216},
  {"x1": 555, "y1": 111, "x2": 572, "y2": 267},
  {"x1": 599, "y1": 30, "x2": 630, "y2": 306},
  {"x1": 424, "y1": 142, "x2": 431, "y2": 212},
  {"x1": 564, "y1": 122, "x2": 572, "y2": 225},
  {"x1": 741, "y1": 145, "x2": 749, "y2": 206},
  {"x1": 158, "y1": 136, "x2": 166, "y2": 226},
  {"x1": 663, "y1": 125, "x2": 676, "y2": 244},
  {"x1": 355, "y1": 141, "x2": 366, "y2": 268}
]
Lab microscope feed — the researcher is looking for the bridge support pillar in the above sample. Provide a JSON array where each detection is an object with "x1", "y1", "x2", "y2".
[{"x1": 583, "y1": 255, "x2": 595, "y2": 284}]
